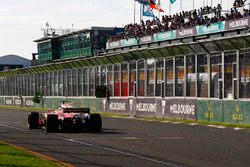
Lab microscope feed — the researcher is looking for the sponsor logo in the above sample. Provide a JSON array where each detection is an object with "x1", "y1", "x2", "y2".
[
  {"x1": 228, "y1": 19, "x2": 248, "y2": 29},
  {"x1": 136, "y1": 102, "x2": 156, "y2": 112},
  {"x1": 109, "y1": 41, "x2": 120, "y2": 48},
  {"x1": 25, "y1": 100, "x2": 34, "y2": 106},
  {"x1": 170, "y1": 104, "x2": 195, "y2": 115},
  {"x1": 140, "y1": 36, "x2": 152, "y2": 43},
  {"x1": 15, "y1": 100, "x2": 21, "y2": 105},
  {"x1": 201, "y1": 24, "x2": 220, "y2": 33},
  {"x1": 178, "y1": 28, "x2": 193, "y2": 36},
  {"x1": 121, "y1": 38, "x2": 137, "y2": 46},
  {"x1": 103, "y1": 99, "x2": 107, "y2": 111},
  {"x1": 156, "y1": 32, "x2": 173, "y2": 40},
  {"x1": 5, "y1": 99, "x2": 12, "y2": 105},
  {"x1": 162, "y1": 100, "x2": 166, "y2": 115},
  {"x1": 109, "y1": 102, "x2": 126, "y2": 111},
  {"x1": 129, "y1": 99, "x2": 133, "y2": 111}
]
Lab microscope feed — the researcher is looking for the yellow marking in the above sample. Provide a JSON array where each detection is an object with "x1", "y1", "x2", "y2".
[
  {"x1": 204, "y1": 112, "x2": 214, "y2": 118},
  {"x1": 232, "y1": 114, "x2": 243, "y2": 121},
  {"x1": 0, "y1": 141, "x2": 75, "y2": 167},
  {"x1": 236, "y1": 105, "x2": 239, "y2": 112}
]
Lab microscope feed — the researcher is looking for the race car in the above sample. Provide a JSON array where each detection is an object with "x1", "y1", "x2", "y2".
[{"x1": 28, "y1": 102, "x2": 102, "y2": 132}]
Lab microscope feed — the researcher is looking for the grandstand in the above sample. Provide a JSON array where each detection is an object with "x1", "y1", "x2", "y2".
[{"x1": 1, "y1": 2, "x2": 250, "y2": 125}]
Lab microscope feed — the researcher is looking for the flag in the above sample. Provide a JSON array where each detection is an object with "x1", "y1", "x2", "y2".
[
  {"x1": 143, "y1": 3, "x2": 155, "y2": 17},
  {"x1": 170, "y1": 0, "x2": 176, "y2": 4},
  {"x1": 135, "y1": 0, "x2": 146, "y2": 4},
  {"x1": 157, "y1": 0, "x2": 164, "y2": 12},
  {"x1": 149, "y1": 0, "x2": 164, "y2": 12}
]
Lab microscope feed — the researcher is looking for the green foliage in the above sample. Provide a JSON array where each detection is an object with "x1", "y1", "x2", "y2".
[
  {"x1": 0, "y1": 142, "x2": 59, "y2": 167},
  {"x1": 32, "y1": 91, "x2": 43, "y2": 104}
]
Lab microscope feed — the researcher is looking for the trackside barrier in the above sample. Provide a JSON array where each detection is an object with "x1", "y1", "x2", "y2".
[
  {"x1": 156, "y1": 98, "x2": 197, "y2": 120},
  {"x1": 0, "y1": 97, "x2": 4, "y2": 105},
  {"x1": 2, "y1": 96, "x2": 250, "y2": 126},
  {"x1": 196, "y1": 100, "x2": 209, "y2": 122},
  {"x1": 223, "y1": 100, "x2": 238, "y2": 124},
  {"x1": 239, "y1": 101, "x2": 250, "y2": 124},
  {"x1": 210, "y1": 100, "x2": 223, "y2": 123},
  {"x1": 101, "y1": 98, "x2": 132, "y2": 115}
]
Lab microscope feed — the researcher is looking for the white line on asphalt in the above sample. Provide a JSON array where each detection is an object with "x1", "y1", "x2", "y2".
[
  {"x1": 171, "y1": 122, "x2": 182, "y2": 124},
  {"x1": 162, "y1": 121, "x2": 171, "y2": 123},
  {"x1": 0, "y1": 123, "x2": 180, "y2": 166},
  {"x1": 0, "y1": 123, "x2": 28, "y2": 131},
  {"x1": 207, "y1": 125, "x2": 225, "y2": 129},
  {"x1": 234, "y1": 127, "x2": 244, "y2": 131},
  {"x1": 189, "y1": 123, "x2": 198, "y2": 126},
  {"x1": 63, "y1": 138, "x2": 181, "y2": 167}
]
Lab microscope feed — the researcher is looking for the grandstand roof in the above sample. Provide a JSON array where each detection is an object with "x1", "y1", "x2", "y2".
[
  {"x1": 0, "y1": 33, "x2": 249, "y2": 77},
  {"x1": 34, "y1": 26, "x2": 123, "y2": 42},
  {"x1": 0, "y1": 55, "x2": 31, "y2": 67}
]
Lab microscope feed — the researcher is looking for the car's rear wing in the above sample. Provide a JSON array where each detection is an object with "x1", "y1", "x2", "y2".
[{"x1": 63, "y1": 108, "x2": 90, "y2": 113}]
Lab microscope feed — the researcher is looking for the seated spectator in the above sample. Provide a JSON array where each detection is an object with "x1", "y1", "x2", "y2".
[{"x1": 107, "y1": 2, "x2": 248, "y2": 43}]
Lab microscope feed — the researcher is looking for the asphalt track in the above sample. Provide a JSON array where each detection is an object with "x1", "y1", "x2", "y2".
[{"x1": 0, "y1": 108, "x2": 250, "y2": 167}]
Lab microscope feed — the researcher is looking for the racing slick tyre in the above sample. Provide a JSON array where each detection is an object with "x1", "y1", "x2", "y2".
[
  {"x1": 86, "y1": 114, "x2": 102, "y2": 132},
  {"x1": 28, "y1": 112, "x2": 39, "y2": 129},
  {"x1": 45, "y1": 114, "x2": 59, "y2": 133}
]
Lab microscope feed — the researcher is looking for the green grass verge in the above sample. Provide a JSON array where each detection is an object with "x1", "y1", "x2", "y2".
[
  {"x1": 1, "y1": 105, "x2": 250, "y2": 128},
  {"x1": 0, "y1": 141, "x2": 59, "y2": 167}
]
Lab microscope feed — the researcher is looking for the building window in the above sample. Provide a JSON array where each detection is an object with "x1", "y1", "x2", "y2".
[
  {"x1": 72, "y1": 69, "x2": 77, "y2": 96},
  {"x1": 240, "y1": 50, "x2": 250, "y2": 98},
  {"x1": 138, "y1": 60, "x2": 145, "y2": 96},
  {"x1": 175, "y1": 57, "x2": 184, "y2": 96},
  {"x1": 165, "y1": 58, "x2": 174, "y2": 97},
  {"x1": 186, "y1": 55, "x2": 196, "y2": 97},
  {"x1": 147, "y1": 58, "x2": 155, "y2": 97},
  {"x1": 129, "y1": 61, "x2": 136, "y2": 96},
  {"x1": 156, "y1": 58, "x2": 164, "y2": 97},
  {"x1": 95, "y1": 66, "x2": 101, "y2": 87},
  {"x1": 58, "y1": 70, "x2": 63, "y2": 96},
  {"x1": 63, "y1": 70, "x2": 68, "y2": 97},
  {"x1": 67, "y1": 69, "x2": 72, "y2": 96},
  {"x1": 78, "y1": 68, "x2": 83, "y2": 96},
  {"x1": 197, "y1": 54, "x2": 208, "y2": 97},
  {"x1": 89, "y1": 67, "x2": 95, "y2": 96},
  {"x1": 224, "y1": 52, "x2": 236, "y2": 99},
  {"x1": 210, "y1": 53, "x2": 222, "y2": 98},
  {"x1": 121, "y1": 63, "x2": 128, "y2": 96},
  {"x1": 83, "y1": 68, "x2": 88, "y2": 96},
  {"x1": 100, "y1": 66, "x2": 107, "y2": 86},
  {"x1": 114, "y1": 64, "x2": 121, "y2": 96},
  {"x1": 46, "y1": 72, "x2": 51, "y2": 96},
  {"x1": 107, "y1": 65, "x2": 113, "y2": 97}
]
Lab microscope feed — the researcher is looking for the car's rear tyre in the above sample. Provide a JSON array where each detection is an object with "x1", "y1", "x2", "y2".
[
  {"x1": 87, "y1": 114, "x2": 102, "y2": 132},
  {"x1": 45, "y1": 114, "x2": 59, "y2": 133},
  {"x1": 28, "y1": 112, "x2": 39, "y2": 129}
]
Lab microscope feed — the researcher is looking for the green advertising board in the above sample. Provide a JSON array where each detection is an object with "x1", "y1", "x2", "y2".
[
  {"x1": 120, "y1": 38, "x2": 137, "y2": 47},
  {"x1": 197, "y1": 22, "x2": 224, "y2": 35},
  {"x1": 154, "y1": 31, "x2": 176, "y2": 42}
]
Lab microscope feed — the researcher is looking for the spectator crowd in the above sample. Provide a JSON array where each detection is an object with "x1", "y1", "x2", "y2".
[{"x1": 108, "y1": 1, "x2": 250, "y2": 42}]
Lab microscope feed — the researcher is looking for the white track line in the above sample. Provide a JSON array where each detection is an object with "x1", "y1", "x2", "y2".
[
  {"x1": 207, "y1": 125, "x2": 225, "y2": 129},
  {"x1": 189, "y1": 123, "x2": 198, "y2": 126},
  {"x1": 0, "y1": 123, "x2": 28, "y2": 131},
  {"x1": 0, "y1": 123, "x2": 180, "y2": 167},
  {"x1": 63, "y1": 138, "x2": 181, "y2": 167}
]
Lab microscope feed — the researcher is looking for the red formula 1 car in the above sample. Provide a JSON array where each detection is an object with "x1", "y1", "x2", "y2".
[{"x1": 28, "y1": 102, "x2": 102, "y2": 132}]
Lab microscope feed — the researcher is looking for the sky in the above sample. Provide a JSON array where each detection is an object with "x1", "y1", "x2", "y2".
[{"x1": 0, "y1": 0, "x2": 236, "y2": 60}]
